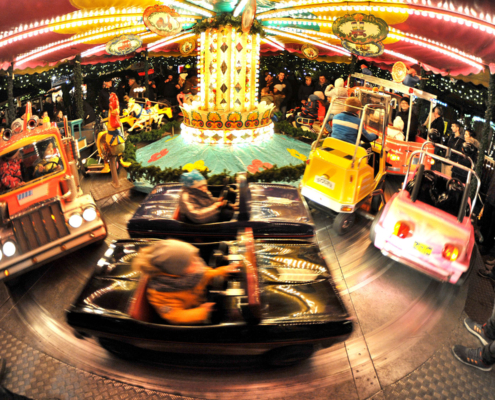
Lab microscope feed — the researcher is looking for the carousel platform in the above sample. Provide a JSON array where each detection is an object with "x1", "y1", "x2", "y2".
[
  {"x1": 0, "y1": 173, "x2": 494, "y2": 400},
  {"x1": 132, "y1": 132, "x2": 311, "y2": 192}
]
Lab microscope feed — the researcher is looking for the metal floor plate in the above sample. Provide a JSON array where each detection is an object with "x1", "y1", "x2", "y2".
[{"x1": 0, "y1": 174, "x2": 493, "y2": 400}]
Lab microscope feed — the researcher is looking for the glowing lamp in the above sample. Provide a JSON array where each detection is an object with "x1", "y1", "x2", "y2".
[
  {"x1": 393, "y1": 221, "x2": 410, "y2": 238},
  {"x1": 443, "y1": 244, "x2": 459, "y2": 261}
]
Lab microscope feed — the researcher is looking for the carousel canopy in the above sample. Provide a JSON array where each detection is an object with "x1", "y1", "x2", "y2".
[{"x1": 1, "y1": 0, "x2": 495, "y2": 79}]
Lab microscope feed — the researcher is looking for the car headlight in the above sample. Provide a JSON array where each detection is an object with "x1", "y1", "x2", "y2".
[
  {"x1": 3, "y1": 241, "x2": 16, "y2": 257},
  {"x1": 82, "y1": 207, "x2": 97, "y2": 222},
  {"x1": 68, "y1": 214, "x2": 83, "y2": 228}
]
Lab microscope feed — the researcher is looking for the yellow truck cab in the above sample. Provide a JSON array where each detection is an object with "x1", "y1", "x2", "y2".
[
  {"x1": 0, "y1": 103, "x2": 107, "y2": 281},
  {"x1": 301, "y1": 102, "x2": 387, "y2": 235}
]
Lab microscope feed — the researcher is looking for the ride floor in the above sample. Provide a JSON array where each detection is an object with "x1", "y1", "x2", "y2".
[{"x1": 0, "y1": 172, "x2": 494, "y2": 400}]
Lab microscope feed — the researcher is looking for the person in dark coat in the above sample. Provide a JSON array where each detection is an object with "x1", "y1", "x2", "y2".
[
  {"x1": 43, "y1": 97, "x2": 54, "y2": 119},
  {"x1": 82, "y1": 100, "x2": 96, "y2": 125},
  {"x1": 298, "y1": 76, "x2": 314, "y2": 106},
  {"x1": 393, "y1": 97, "x2": 419, "y2": 141},
  {"x1": 273, "y1": 72, "x2": 292, "y2": 120},
  {"x1": 147, "y1": 80, "x2": 157, "y2": 102},
  {"x1": 163, "y1": 75, "x2": 178, "y2": 105},
  {"x1": 314, "y1": 74, "x2": 330, "y2": 93},
  {"x1": 98, "y1": 79, "x2": 114, "y2": 117}
]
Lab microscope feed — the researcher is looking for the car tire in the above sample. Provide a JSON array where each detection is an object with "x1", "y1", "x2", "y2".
[
  {"x1": 369, "y1": 208, "x2": 384, "y2": 244},
  {"x1": 370, "y1": 193, "x2": 382, "y2": 214},
  {"x1": 264, "y1": 345, "x2": 314, "y2": 367},
  {"x1": 333, "y1": 212, "x2": 355, "y2": 236},
  {"x1": 98, "y1": 337, "x2": 140, "y2": 360}
]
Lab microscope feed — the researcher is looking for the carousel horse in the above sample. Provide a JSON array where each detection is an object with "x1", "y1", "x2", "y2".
[
  {"x1": 125, "y1": 98, "x2": 165, "y2": 132},
  {"x1": 96, "y1": 93, "x2": 131, "y2": 173}
]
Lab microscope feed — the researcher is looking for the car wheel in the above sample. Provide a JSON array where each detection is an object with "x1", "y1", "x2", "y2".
[
  {"x1": 333, "y1": 212, "x2": 355, "y2": 236},
  {"x1": 369, "y1": 208, "x2": 384, "y2": 244},
  {"x1": 98, "y1": 337, "x2": 140, "y2": 360},
  {"x1": 370, "y1": 193, "x2": 382, "y2": 214},
  {"x1": 264, "y1": 345, "x2": 314, "y2": 367}
]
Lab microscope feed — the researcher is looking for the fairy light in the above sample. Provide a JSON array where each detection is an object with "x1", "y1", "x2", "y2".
[
  {"x1": 148, "y1": 32, "x2": 196, "y2": 52},
  {"x1": 16, "y1": 25, "x2": 146, "y2": 65},
  {"x1": 158, "y1": 0, "x2": 214, "y2": 17},
  {"x1": 265, "y1": 27, "x2": 351, "y2": 56},
  {"x1": 262, "y1": 37, "x2": 285, "y2": 51},
  {"x1": 233, "y1": 0, "x2": 250, "y2": 17}
]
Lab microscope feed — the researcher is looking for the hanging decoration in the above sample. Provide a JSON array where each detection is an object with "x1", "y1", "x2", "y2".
[
  {"x1": 342, "y1": 40, "x2": 384, "y2": 57},
  {"x1": 143, "y1": 5, "x2": 182, "y2": 37},
  {"x1": 392, "y1": 61, "x2": 408, "y2": 83},
  {"x1": 180, "y1": 39, "x2": 196, "y2": 56},
  {"x1": 332, "y1": 14, "x2": 389, "y2": 45},
  {"x1": 106, "y1": 35, "x2": 142, "y2": 56},
  {"x1": 301, "y1": 44, "x2": 319, "y2": 60},
  {"x1": 242, "y1": 0, "x2": 257, "y2": 34}
]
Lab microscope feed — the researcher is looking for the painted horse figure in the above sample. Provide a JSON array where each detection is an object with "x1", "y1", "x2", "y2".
[
  {"x1": 96, "y1": 93, "x2": 131, "y2": 173},
  {"x1": 125, "y1": 98, "x2": 157, "y2": 132},
  {"x1": 124, "y1": 98, "x2": 173, "y2": 132}
]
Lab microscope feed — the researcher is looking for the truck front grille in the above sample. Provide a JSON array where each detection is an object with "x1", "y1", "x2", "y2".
[{"x1": 12, "y1": 201, "x2": 70, "y2": 254}]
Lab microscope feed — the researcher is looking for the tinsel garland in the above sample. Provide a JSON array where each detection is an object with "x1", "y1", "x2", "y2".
[{"x1": 193, "y1": 13, "x2": 266, "y2": 37}]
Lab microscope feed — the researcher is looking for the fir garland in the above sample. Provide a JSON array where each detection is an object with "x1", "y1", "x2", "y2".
[
  {"x1": 122, "y1": 130, "x2": 306, "y2": 185},
  {"x1": 193, "y1": 13, "x2": 266, "y2": 37},
  {"x1": 74, "y1": 55, "x2": 84, "y2": 120},
  {"x1": 275, "y1": 120, "x2": 318, "y2": 140}
]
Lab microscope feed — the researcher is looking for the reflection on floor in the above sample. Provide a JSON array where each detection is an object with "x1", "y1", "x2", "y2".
[{"x1": 0, "y1": 173, "x2": 494, "y2": 400}]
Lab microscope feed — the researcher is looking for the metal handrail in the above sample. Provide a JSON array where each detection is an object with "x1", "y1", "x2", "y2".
[
  {"x1": 420, "y1": 141, "x2": 474, "y2": 169},
  {"x1": 403, "y1": 148, "x2": 481, "y2": 222},
  {"x1": 311, "y1": 97, "x2": 348, "y2": 151}
]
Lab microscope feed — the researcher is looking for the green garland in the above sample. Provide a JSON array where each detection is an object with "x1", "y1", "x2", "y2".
[
  {"x1": 193, "y1": 13, "x2": 266, "y2": 37},
  {"x1": 275, "y1": 120, "x2": 318, "y2": 140}
]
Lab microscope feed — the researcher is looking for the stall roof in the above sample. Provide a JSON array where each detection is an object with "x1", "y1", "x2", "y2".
[{"x1": 1, "y1": 0, "x2": 495, "y2": 80}]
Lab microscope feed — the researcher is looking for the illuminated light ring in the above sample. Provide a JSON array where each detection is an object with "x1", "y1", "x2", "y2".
[
  {"x1": 15, "y1": 25, "x2": 148, "y2": 64},
  {"x1": 181, "y1": 123, "x2": 275, "y2": 145}
]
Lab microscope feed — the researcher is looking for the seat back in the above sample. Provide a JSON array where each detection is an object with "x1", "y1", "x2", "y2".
[{"x1": 127, "y1": 275, "x2": 154, "y2": 322}]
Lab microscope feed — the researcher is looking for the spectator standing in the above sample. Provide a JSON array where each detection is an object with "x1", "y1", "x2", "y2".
[
  {"x1": 163, "y1": 75, "x2": 178, "y2": 105},
  {"x1": 273, "y1": 72, "x2": 292, "y2": 120},
  {"x1": 117, "y1": 81, "x2": 127, "y2": 108},
  {"x1": 393, "y1": 97, "x2": 419, "y2": 141},
  {"x1": 452, "y1": 308, "x2": 495, "y2": 372},
  {"x1": 54, "y1": 95, "x2": 65, "y2": 116},
  {"x1": 314, "y1": 74, "x2": 330, "y2": 93},
  {"x1": 82, "y1": 99, "x2": 96, "y2": 125},
  {"x1": 325, "y1": 78, "x2": 348, "y2": 117},
  {"x1": 147, "y1": 80, "x2": 157, "y2": 102},
  {"x1": 128, "y1": 77, "x2": 140, "y2": 99},
  {"x1": 360, "y1": 64, "x2": 373, "y2": 76},
  {"x1": 98, "y1": 79, "x2": 114, "y2": 117},
  {"x1": 44, "y1": 97, "x2": 54, "y2": 119},
  {"x1": 264, "y1": 73, "x2": 274, "y2": 93},
  {"x1": 298, "y1": 76, "x2": 314, "y2": 106},
  {"x1": 403, "y1": 67, "x2": 422, "y2": 88},
  {"x1": 464, "y1": 129, "x2": 480, "y2": 149}
]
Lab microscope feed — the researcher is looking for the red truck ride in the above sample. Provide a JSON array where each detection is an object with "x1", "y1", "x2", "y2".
[{"x1": 0, "y1": 102, "x2": 107, "y2": 281}]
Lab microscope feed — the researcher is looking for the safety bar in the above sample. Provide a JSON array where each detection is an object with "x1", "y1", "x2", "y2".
[
  {"x1": 351, "y1": 104, "x2": 387, "y2": 168},
  {"x1": 312, "y1": 97, "x2": 348, "y2": 151},
  {"x1": 404, "y1": 148, "x2": 481, "y2": 222},
  {"x1": 420, "y1": 141, "x2": 474, "y2": 169}
]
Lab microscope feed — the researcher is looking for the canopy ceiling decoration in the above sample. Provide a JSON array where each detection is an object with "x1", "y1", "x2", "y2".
[{"x1": 1, "y1": 0, "x2": 495, "y2": 79}]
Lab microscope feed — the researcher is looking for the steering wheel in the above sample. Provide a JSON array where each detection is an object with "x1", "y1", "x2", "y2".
[
  {"x1": 218, "y1": 184, "x2": 230, "y2": 210},
  {"x1": 447, "y1": 177, "x2": 464, "y2": 193},
  {"x1": 421, "y1": 170, "x2": 439, "y2": 203}
]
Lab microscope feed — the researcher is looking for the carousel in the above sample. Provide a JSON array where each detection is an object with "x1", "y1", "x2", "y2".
[{"x1": 0, "y1": 1, "x2": 495, "y2": 400}]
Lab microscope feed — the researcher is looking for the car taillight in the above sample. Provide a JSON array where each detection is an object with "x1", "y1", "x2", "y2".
[
  {"x1": 393, "y1": 221, "x2": 410, "y2": 238},
  {"x1": 305, "y1": 159, "x2": 310, "y2": 165},
  {"x1": 443, "y1": 244, "x2": 459, "y2": 261}
]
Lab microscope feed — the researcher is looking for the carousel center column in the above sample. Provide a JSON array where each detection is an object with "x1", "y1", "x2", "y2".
[{"x1": 181, "y1": 24, "x2": 274, "y2": 145}]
